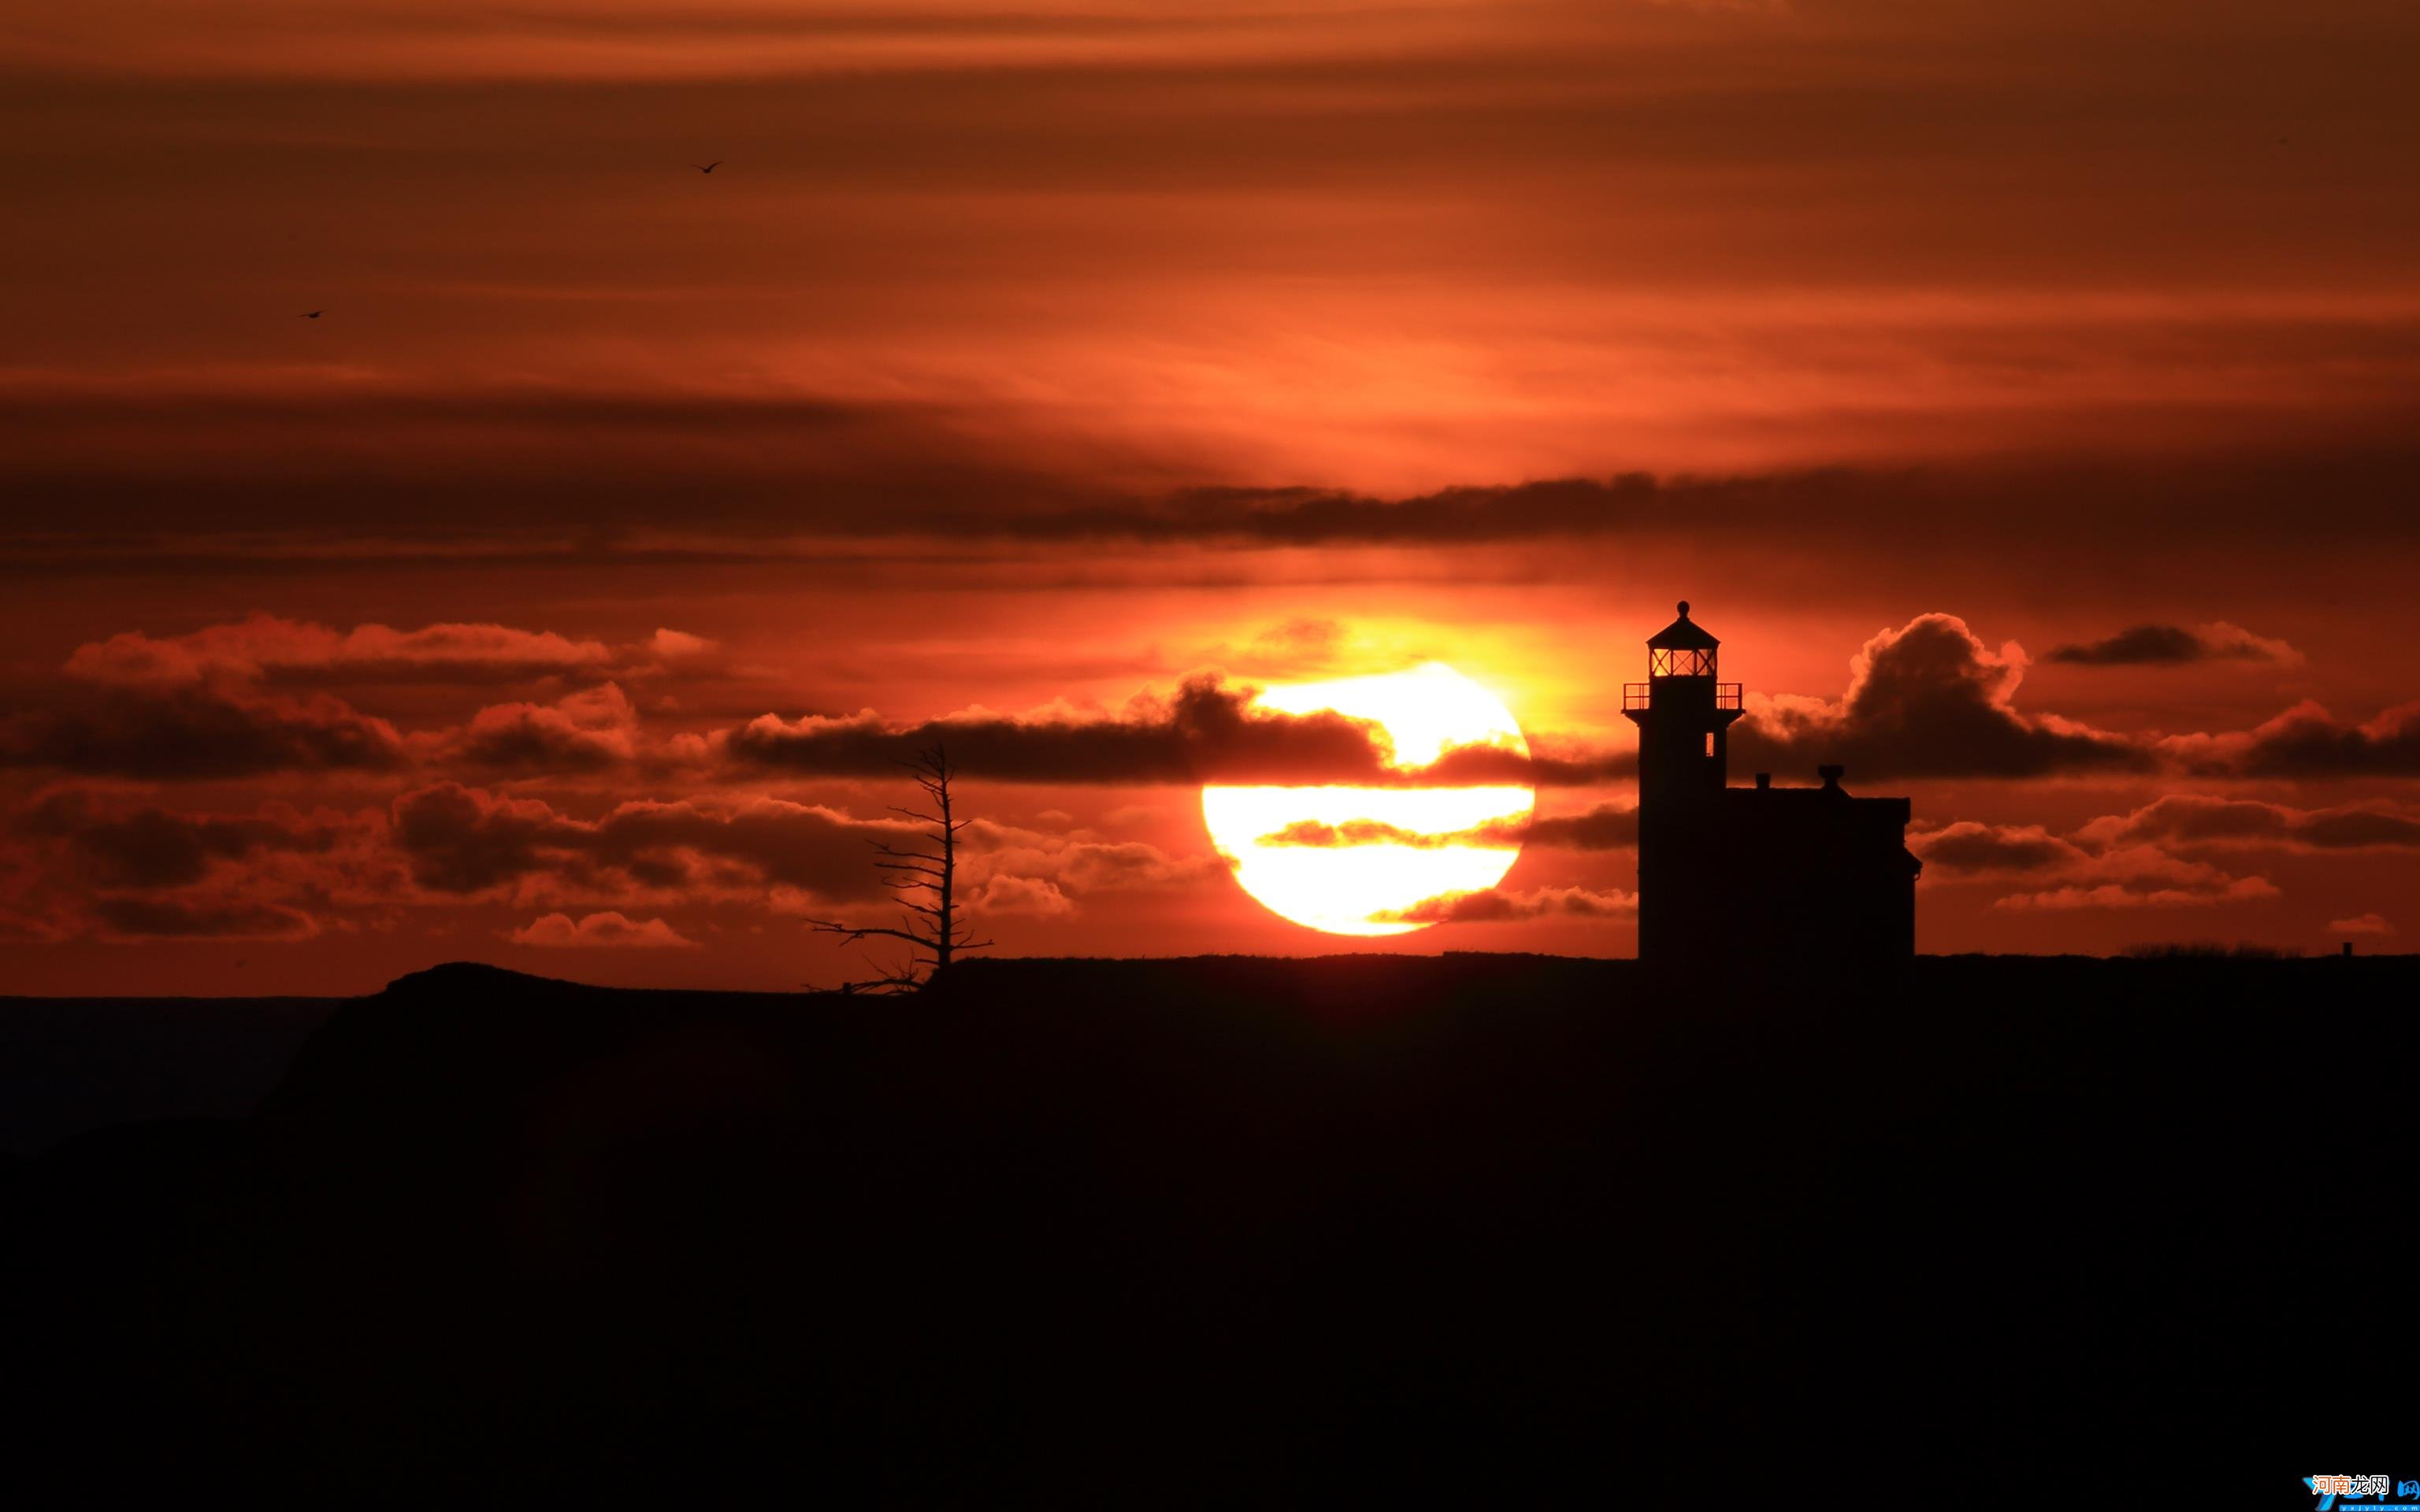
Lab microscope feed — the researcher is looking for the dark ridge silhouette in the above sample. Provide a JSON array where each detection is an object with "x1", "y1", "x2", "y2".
[
  {"x1": 0, "y1": 991, "x2": 341, "y2": 1153},
  {"x1": 6, "y1": 951, "x2": 2414, "y2": 1498}
]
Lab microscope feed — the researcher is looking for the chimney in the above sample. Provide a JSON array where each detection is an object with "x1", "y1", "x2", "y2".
[
  {"x1": 1818, "y1": 764, "x2": 1844, "y2": 790},
  {"x1": 2344, "y1": 940, "x2": 2355, "y2": 958},
  {"x1": 1754, "y1": 772, "x2": 1771, "y2": 790}
]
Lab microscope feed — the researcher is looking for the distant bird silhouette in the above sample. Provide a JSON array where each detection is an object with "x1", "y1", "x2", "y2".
[
  {"x1": 692, "y1": 161, "x2": 722, "y2": 174},
  {"x1": 299, "y1": 310, "x2": 323, "y2": 319}
]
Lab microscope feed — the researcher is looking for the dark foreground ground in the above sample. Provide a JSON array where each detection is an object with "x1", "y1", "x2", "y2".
[{"x1": 5, "y1": 954, "x2": 2414, "y2": 1501}]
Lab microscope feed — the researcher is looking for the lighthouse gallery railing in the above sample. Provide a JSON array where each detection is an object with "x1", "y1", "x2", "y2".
[{"x1": 1623, "y1": 682, "x2": 1743, "y2": 711}]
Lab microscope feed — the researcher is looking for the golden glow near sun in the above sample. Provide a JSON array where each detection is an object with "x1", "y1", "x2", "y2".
[{"x1": 1203, "y1": 662, "x2": 1533, "y2": 936}]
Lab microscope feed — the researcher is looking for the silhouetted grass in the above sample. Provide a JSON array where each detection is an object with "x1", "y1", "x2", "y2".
[{"x1": 2120, "y1": 939, "x2": 2299, "y2": 959}]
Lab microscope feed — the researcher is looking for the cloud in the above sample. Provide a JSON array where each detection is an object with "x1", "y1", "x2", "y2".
[
  {"x1": 909, "y1": 456, "x2": 2420, "y2": 551},
  {"x1": 1987, "y1": 843, "x2": 2281, "y2": 911},
  {"x1": 0, "y1": 683, "x2": 407, "y2": 779},
  {"x1": 2328, "y1": 913, "x2": 2395, "y2": 936},
  {"x1": 1238, "y1": 617, "x2": 1353, "y2": 676},
  {"x1": 1253, "y1": 817, "x2": 1516, "y2": 850},
  {"x1": 1913, "y1": 811, "x2": 2284, "y2": 908},
  {"x1": 507, "y1": 911, "x2": 695, "y2": 948},
  {"x1": 643, "y1": 628, "x2": 719, "y2": 662},
  {"x1": 4, "y1": 617, "x2": 726, "y2": 782},
  {"x1": 441, "y1": 684, "x2": 640, "y2": 773},
  {"x1": 392, "y1": 788, "x2": 1227, "y2": 914},
  {"x1": 64, "y1": 615, "x2": 628, "y2": 687},
  {"x1": 2163, "y1": 700, "x2": 2420, "y2": 777},
  {"x1": 392, "y1": 782, "x2": 910, "y2": 900},
  {"x1": 722, "y1": 672, "x2": 1426, "y2": 787},
  {"x1": 0, "y1": 780, "x2": 1235, "y2": 949},
  {"x1": 1731, "y1": 613, "x2": 2146, "y2": 780},
  {"x1": 962, "y1": 819, "x2": 1230, "y2": 895},
  {"x1": 84, "y1": 897, "x2": 322, "y2": 941},
  {"x1": 390, "y1": 785, "x2": 596, "y2": 895},
  {"x1": 20, "y1": 418, "x2": 2420, "y2": 573},
  {"x1": 1247, "y1": 804, "x2": 1632, "y2": 851},
  {"x1": 0, "y1": 910, "x2": 68, "y2": 944},
  {"x1": 2073, "y1": 795, "x2": 2420, "y2": 852},
  {"x1": 2046, "y1": 621, "x2": 2298, "y2": 666},
  {"x1": 1520, "y1": 804, "x2": 1639, "y2": 850},
  {"x1": 1917, "y1": 797, "x2": 2420, "y2": 890},
  {"x1": 971, "y1": 875, "x2": 1076, "y2": 917},
  {"x1": 1369, "y1": 885, "x2": 1637, "y2": 925},
  {"x1": 9, "y1": 0, "x2": 1559, "y2": 82},
  {"x1": 59, "y1": 617, "x2": 722, "y2": 716},
  {"x1": 15, "y1": 789, "x2": 346, "y2": 888},
  {"x1": 1422, "y1": 739, "x2": 1633, "y2": 788},
  {"x1": 1993, "y1": 876, "x2": 2282, "y2": 912},
  {"x1": 0, "y1": 788, "x2": 407, "y2": 943},
  {"x1": 1908, "y1": 821, "x2": 2088, "y2": 876}
]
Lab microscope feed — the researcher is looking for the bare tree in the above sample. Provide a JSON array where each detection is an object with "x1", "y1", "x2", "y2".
[{"x1": 807, "y1": 745, "x2": 991, "y2": 992}]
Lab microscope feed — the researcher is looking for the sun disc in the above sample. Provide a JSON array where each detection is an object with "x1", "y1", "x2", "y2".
[{"x1": 1202, "y1": 663, "x2": 1533, "y2": 935}]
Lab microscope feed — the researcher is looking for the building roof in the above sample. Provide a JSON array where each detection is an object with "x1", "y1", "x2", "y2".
[
  {"x1": 1719, "y1": 784, "x2": 1913, "y2": 823},
  {"x1": 1646, "y1": 600, "x2": 1720, "y2": 650}
]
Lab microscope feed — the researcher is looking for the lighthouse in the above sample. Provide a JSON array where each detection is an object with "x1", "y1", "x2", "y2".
[
  {"x1": 1623, "y1": 602, "x2": 1921, "y2": 969},
  {"x1": 1627, "y1": 599, "x2": 1740, "y2": 800}
]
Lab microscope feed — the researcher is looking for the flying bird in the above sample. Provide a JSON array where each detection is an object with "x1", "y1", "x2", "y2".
[
  {"x1": 692, "y1": 161, "x2": 722, "y2": 174},
  {"x1": 299, "y1": 310, "x2": 323, "y2": 319}
]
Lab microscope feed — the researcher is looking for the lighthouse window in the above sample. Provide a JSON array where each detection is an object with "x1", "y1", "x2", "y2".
[{"x1": 1705, "y1": 732, "x2": 1715, "y2": 758}]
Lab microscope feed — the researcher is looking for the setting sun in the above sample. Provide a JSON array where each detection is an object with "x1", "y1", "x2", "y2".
[{"x1": 1202, "y1": 662, "x2": 1534, "y2": 935}]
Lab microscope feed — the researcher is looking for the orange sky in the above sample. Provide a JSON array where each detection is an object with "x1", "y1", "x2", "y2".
[{"x1": 4, "y1": 0, "x2": 2418, "y2": 991}]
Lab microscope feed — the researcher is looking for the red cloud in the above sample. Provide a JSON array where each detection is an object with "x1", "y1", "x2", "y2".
[
  {"x1": 16, "y1": 789, "x2": 347, "y2": 888},
  {"x1": 962, "y1": 820, "x2": 1230, "y2": 896},
  {"x1": 2163, "y1": 700, "x2": 2420, "y2": 777},
  {"x1": 721, "y1": 673, "x2": 1403, "y2": 786},
  {"x1": 1519, "y1": 805, "x2": 1639, "y2": 850},
  {"x1": 1370, "y1": 886, "x2": 1637, "y2": 925},
  {"x1": 507, "y1": 911, "x2": 695, "y2": 948},
  {"x1": 59, "y1": 615, "x2": 705, "y2": 687},
  {"x1": 391, "y1": 783, "x2": 915, "y2": 901},
  {"x1": 1994, "y1": 876, "x2": 2281, "y2": 912},
  {"x1": 1909, "y1": 822, "x2": 2090, "y2": 876},
  {"x1": 1987, "y1": 842, "x2": 2281, "y2": 911},
  {"x1": 1253, "y1": 817, "x2": 1514, "y2": 850},
  {"x1": 2328, "y1": 913, "x2": 2395, "y2": 936},
  {"x1": 1734, "y1": 613, "x2": 2144, "y2": 780},
  {"x1": 0, "y1": 684, "x2": 406, "y2": 780},
  {"x1": 2046, "y1": 621, "x2": 2299, "y2": 667},
  {"x1": 440, "y1": 684, "x2": 640, "y2": 773},
  {"x1": 1249, "y1": 805, "x2": 1631, "y2": 851},
  {"x1": 723, "y1": 674, "x2": 1629, "y2": 788},
  {"x1": 972, "y1": 875, "x2": 1076, "y2": 917},
  {"x1": 2073, "y1": 795, "x2": 2420, "y2": 852},
  {"x1": 3, "y1": 788, "x2": 403, "y2": 942},
  {"x1": 1913, "y1": 813, "x2": 2286, "y2": 910},
  {"x1": 86, "y1": 896, "x2": 322, "y2": 941}
]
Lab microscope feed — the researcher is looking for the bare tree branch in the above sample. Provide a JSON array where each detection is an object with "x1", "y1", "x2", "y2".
[{"x1": 806, "y1": 743, "x2": 990, "y2": 993}]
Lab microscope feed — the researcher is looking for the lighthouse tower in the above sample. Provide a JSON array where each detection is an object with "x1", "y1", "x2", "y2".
[
  {"x1": 1624, "y1": 601, "x2": 1740, "y2": 799},
  {"x1": 1622, "y1": 602, "x2": 1743, "y2": 965}
]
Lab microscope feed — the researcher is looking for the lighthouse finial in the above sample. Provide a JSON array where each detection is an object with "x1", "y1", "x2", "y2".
[{"x1": 1677, "y1": 599, "x2": 1691, "y2": 618}]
